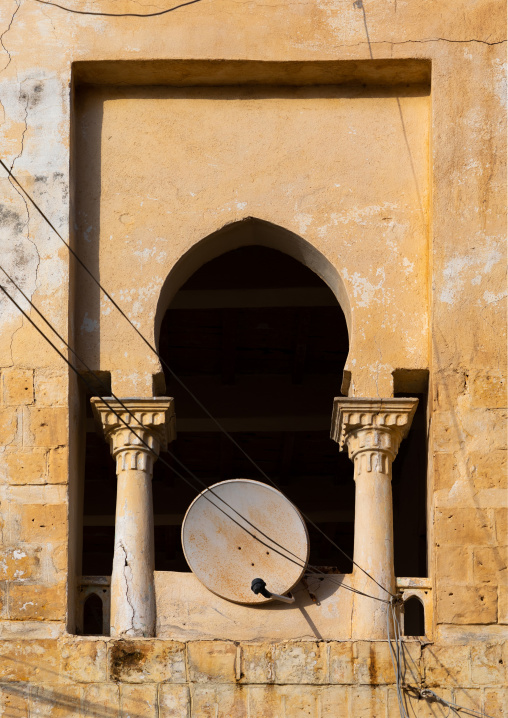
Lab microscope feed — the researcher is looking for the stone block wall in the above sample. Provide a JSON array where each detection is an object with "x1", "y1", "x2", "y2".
[
  {"x1": 0, "y1": 0, "x2": 506, "y2": 716},
  {"x1": 0, "y1": 368, "x2": 68, "y2": 633},
  {"x1": 0, "y1": 639, "x2": 506, "y2": 717},
  {"x1": 431, "y1": 369, "x2": 507, "y2": 635}
]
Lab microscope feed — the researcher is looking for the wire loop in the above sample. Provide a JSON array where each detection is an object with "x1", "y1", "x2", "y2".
[{"x1": 33, "y1": 0, "x2": 203, "y2": 18}]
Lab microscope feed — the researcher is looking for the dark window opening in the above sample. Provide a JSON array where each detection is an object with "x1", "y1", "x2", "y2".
[
  {"x1": 403, "y1": 595, "x2": 425, "y2": 636},
  {"x1": 83, "y1": 592, "x2": 104, "y2": 635},
  {"x1": 156, "y1": 245, "x2": 353, "y2": 572},
  {"x1": 393, "y1": 373, "x2": 429, "y2": 578},
  {"x1": 80, "y1": 244, "x2": 428, "y2": 581},
  {"x1": 82, "y1": 414, "x2": 116, "y2": 575}
]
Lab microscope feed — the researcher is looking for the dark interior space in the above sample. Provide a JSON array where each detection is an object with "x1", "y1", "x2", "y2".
[
  {"x1": 83, "y1": 592, "x2": 104, "y2": 636},
  {"x1": 403, "y1": 595, "x2": 426, "y2": 636},
  {"x1": 157, "y1": 245, "x2": 353, "y2": 572},
  {"x1": 81, "y1": 244, "x2": 427, "y2": 581},
  {"x1": 392, "y1": 387, "x2": 428, "y2": 578}
]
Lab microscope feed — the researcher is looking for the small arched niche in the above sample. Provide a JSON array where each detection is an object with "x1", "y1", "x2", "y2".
[
  {"x1": 403, "y1": 595, "x2": 425, "y2": 637},
  {"x1": 152, "y1": 231, "x2": 354, "y2": 573},
  {"x1": 83, "y1": 592, "x2": 104, "y2": 636}
]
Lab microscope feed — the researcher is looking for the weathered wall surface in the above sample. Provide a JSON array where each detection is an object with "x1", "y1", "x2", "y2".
[
  {"x1": 154, "y1": 571, "x2": 357, "y2": 641},
  {"x1": 74, "y1": 82, "x2": 430, "y2": 398},
  {"x1": 0, "y1": 0, "x2": 506, "y2": 715},
  {"x1": 0, "y1": 637, "x2": 506, "y2": 717}
]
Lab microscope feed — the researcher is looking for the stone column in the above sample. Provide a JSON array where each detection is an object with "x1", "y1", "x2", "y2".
[
  {"x1": 331, "y1": 398, "x2": 418, "y2": 639},
  {"x1": 91, "y1": 398, "x2": 176, "y2": 638}
]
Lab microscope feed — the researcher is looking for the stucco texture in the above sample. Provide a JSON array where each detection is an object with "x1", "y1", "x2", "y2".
[{"x1": 0, "y1": 0, "x2": 506, "y2": 715}]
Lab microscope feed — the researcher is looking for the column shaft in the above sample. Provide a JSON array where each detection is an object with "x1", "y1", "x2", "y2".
[
  {"x1": 111, "y1": 466, "x2": 155, "y2": 637},
  {"x1": 331, "y1": 398, "x2": 418, "y2": 640},
  {"x1": 351, "y1": 433, "x2": 396, "y2": 638},
  {"x1": 91, "y1": 397, "x2": 175, "y2": 638}
]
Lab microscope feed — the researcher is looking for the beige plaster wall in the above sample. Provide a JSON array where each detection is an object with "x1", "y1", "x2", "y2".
[
  {"x1": 0, "y1": 0, "x2": 506, "y2": 714},
  {"x1": 154, "y1": 571, "x2": 355, "y2": 642},
  {"x1": 74, "y1": 82, "x2": 430, "y2": 398}
]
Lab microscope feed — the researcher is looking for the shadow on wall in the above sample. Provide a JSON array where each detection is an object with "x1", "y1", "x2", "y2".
[
  {"x1": 0, "y1": 665, "x2": 148, "y2": 718},
  {"x1": 72, "y1": 86, "x2": 104, "y2": 369}
]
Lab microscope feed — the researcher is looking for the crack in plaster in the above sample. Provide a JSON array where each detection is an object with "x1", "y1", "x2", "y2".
[
  {"x1": 38, "y1": 4, "x2": 58, "y2": 39},
  {"x1": 118, "y1": 540, "x2": 136, "y2": 634},
  {"x1": 387, "y1": 37, "x2": 507, "y2": 46},
  {"x1": 0, "y1": 0, "x2": 20, "y2": 73},
  {"x1": 3, "y1": 0, "x2": 505, "y2": 50}
]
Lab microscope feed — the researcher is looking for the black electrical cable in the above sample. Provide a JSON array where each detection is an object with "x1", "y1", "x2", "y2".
[
  {"x1": 0, "y1": 261, "x2": 307, "y2": 570},
  {"x1": 0, "y1": 284, "x2": 303, "y2": 571},
  {"x1": 0, "y1": 294, "x2": 488, "y2": 712},
  {"x1": 387, "y1": 603, "x2": 496, "y2": 718},
  {"x1": 32, "y1": 0, "x2": 203, "y2": 18},
  {"x1": 0, "y1": 277, "x2": 390, "y2": 605},
  {"x1": 0, "y1": 157, "x2": 395, "y2": 599},
  {"x1": 1, "y1": 155, "x2": 395, "y2": 598}
]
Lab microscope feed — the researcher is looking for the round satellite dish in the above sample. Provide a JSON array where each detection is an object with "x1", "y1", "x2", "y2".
[{"x1": 181, "y1": 479, "x2": 309, "y2": 604}]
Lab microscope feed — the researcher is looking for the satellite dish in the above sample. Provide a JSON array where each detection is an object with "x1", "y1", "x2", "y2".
[{"x1": 181, "y1": 479, "x2": 309, "y2": 604}]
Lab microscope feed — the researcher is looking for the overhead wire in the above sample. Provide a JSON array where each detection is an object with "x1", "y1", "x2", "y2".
[
  {"x1": 4, "y1": 14, "x2": 494, "y2": 713},
  {"x1": 0, "y1": 158, "x2": 395, "y2": 599},
  {"x1": 0, "y1": 274, "x2": 390, "y2": 606},
  {"x1": 0, "y1": 264, "x2": 309, "y2": 571},
  {"x1": 32, "y1": 0, "x2": 203, "y2": 18},
  {"x1": 1, "y1": 162, "x2": 394, "y2": 594},
  {"x1": 5, "y1": 260, "x2": 485, "y2": 708},
  {"x1": 387, "y1": 599, "x2": 410, "y2": 718},
  {"x1": 414, "y1": 690, "x2": 496, "y2": 718}
]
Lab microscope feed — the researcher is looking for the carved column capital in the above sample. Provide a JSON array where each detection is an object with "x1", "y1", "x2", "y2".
[
  {"x1": 91, "y1": 397, "x2": 176, "y2": 472},
  {"x1": 331, "y1": 397, "x2": 418, "y2": 470}
]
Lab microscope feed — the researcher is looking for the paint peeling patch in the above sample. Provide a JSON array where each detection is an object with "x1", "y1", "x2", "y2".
[
  {"x1": 132, "y1": 248, "x2": 166, "y2": 265},
  {"x1": 341, "y1": 267, "x2": 388, "y2": 308},
  {"x1": 2, "y1": 73, "x2": 69, "y2": 174},
  {"x1": 402, "y1": 257, "x2": 414, "y2": 274},
  {"x1": 439, "y1": 247, "x2": 502, "y2": 305},
  {"x1": 493, "y1": 59, "x2": 507, "y2": 107},
  {"x1": 481, "y1": 290, "x2": 507, "y2": 306},
  {"x1": 296, "y1": 214, "x2": 313, "y2": 234},
  {"x1": 133, "y1": 247, "x2": 157, "y2": 262},
  {"x1": 80, "y1": 313, "x2": 98, "y2": 334}
]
